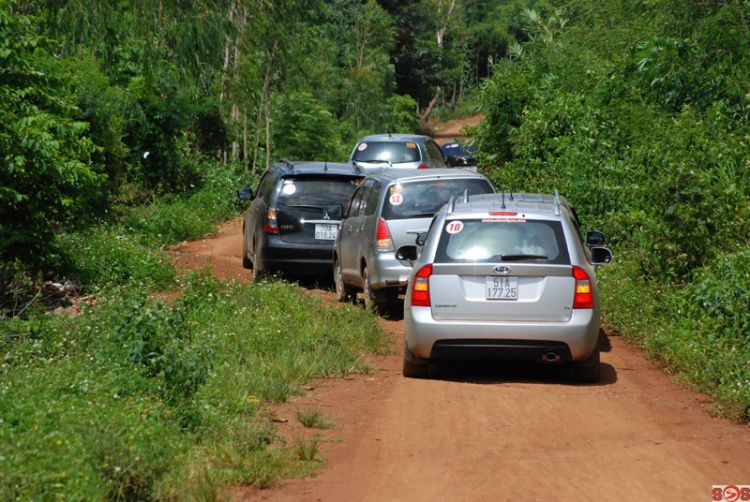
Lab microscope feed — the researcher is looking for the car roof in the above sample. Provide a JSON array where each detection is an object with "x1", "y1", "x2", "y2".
[
  {"x1": 355, "y1": 134, "x2": 432, "y2": 143},
  {"x1": 275, "y1": 160, "x2": 363, "y2": 177},
  {"x1": 362, "y1": 168, "x2": 489, "y2": 184},
  {"x1": 444, "y1": 192, "x2": 573, "y2": 218}
]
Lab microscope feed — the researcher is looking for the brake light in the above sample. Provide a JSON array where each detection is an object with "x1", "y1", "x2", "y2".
[
  {"x1": 375, "y1": 217, "x2": 394, "y2": 252},
  {"x1": 411, "y1": 264, "x2": 433, "y2": 307},
  {"x1": 572, "y1": 266, "x2": 593, "y2": 309},
  {"x1": 265, "y1": 207, "x2": 279, "y2": 234},
  {"x1": 417, "y1": 163, "x2": 429, "y2": 169}
]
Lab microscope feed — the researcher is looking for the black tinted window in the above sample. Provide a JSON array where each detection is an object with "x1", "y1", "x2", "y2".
[
  {"x1": 277, "y1": 176, "x2": 360, "y2": 211},
  {"x1": 434, "y1": 219, "x2": 570, "y2": 265},
  {"x1": 381, "y1": 179, "x2": 493, "y2": 220},
  {"x1": 352, "y1": 141, "x2": 420, "y2": 164}
]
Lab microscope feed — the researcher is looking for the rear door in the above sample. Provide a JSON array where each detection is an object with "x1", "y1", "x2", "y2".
[
  {"x1": 382, "y1": 177, "x2": 494, "y2": 249},
  {"x1": 340, "y1": 180, "x2": 372, "y2": 280},
  {"x1": 276, "y1": 175, "x2": 360, "y2": 245},
  {"x1": 428, "y1": 217, "x2": 576, "y2": 322}
]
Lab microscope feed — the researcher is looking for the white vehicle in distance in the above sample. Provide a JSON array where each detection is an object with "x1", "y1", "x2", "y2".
[
  {"x1": 397, "y1": 191, "x2": 613, "y2": 382},
  {"x1": 349, "y1": 133, "x2": 450, "y2": 172}
]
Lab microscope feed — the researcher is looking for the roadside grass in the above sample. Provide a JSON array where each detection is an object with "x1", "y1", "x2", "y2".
[
  {"x1": 0, "y1": 273, "x2": 387, "y2": 500},
  {"x1": 296, "y1": 409, "x2": 335, "y2": 430},
  {"x1": 0, "y1": 165, "x2": 388, "y2": 500},
  {"x1": 599, "y1": 254, "x2": 750, "y2": 421}
]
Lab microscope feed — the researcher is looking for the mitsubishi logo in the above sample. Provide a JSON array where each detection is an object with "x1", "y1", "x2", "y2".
[{"x1": 494, "y1": 266, "x2": 511, "y2": 274}]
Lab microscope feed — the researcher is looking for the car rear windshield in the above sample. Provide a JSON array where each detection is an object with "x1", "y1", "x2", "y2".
[
  {"x1": 277, "y1": 176, "x2": 361, "y2": 212},
  {"x1": 352, "y1": 141, "x2": 420, "y2": 164},
  {"x1": 381, "y1": 179, "x2": 493, "y2": 220},
  {"x1": 434, "y1": 218, "x2": 571, "y2": 265}
]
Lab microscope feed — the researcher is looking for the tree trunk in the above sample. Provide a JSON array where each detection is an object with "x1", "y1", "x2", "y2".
[{"x1": 420, "y1": 87, "x2": 442, "y2": 124}]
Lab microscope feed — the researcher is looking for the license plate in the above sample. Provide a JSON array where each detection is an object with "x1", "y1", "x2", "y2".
[
  {"x1": 486, "y1": 276, "x2": 518, "y2": 300},
  {"x1": 315, "y1": 224, "x2": 338, "y2": 240}
]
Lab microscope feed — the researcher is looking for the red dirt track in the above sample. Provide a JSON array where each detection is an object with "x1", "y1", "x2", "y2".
[
  {"x1": 170, "y1": 218, "x2": 750, "y2": 502},
  {"x1": 169, "y1": 119, "x2": 750, "y2": 501}
]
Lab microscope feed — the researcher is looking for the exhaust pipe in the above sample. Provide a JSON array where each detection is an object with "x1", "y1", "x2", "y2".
[{"x1": 542, "y1": 351, "x2": 561, "y2": 363}]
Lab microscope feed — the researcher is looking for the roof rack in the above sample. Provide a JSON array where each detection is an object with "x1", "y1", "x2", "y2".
[
  {"x1": 463, "y1": 188, "x2": 469, "y2": 204},
  {"x1": 447, "y1": 196, "x2": 455, "y2": 214},
  {"x1": 553, "y1": 189, "x2": 561, "y2": 216},
  {"x1": 278, "y1": 159, "x2": 294, "y2": 170}
]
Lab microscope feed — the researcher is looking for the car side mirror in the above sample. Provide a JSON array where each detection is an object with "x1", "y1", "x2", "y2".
[
  {"x1": 586, "y1": 230, "x2": 606, "y2": 247},
  {"x1": 396, "y1": 245, "x2": 418, "y2": 264},
  {"x1": 326, "y1": 203, "x2": 344, "y2": 220},
  {"x1": 445, "y1": 155, "x2": 461, "y2": 167},
  {"x1": 237, "y1": 188, "x2": 255, "y2": 201},
  {"x1": 590, "y1": 247, "x2": 613, "y2": 266},
  {"x1": 415, "y1": 232, "x2": 428, "y2": 247}
]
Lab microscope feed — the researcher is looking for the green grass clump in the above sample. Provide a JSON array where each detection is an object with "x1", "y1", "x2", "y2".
[
  {"x1": 0, "y1": 273, "x2": 387, "y2": 500},
  {"x1": 57, "y1": 226, "x2": 176, "y2": 290},
  {"x1": 296, "y1": 409, "x2": 334, "y2": 430}
]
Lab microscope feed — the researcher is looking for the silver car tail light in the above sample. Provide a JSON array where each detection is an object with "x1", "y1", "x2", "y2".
[
  {"x1": 375, "y1": 217, "x2": 394, "y2": 252},
  {"x1": 572, "y1": 266, "x2": 593, "y2": 309},
  {"x1": 411, "y1": 264, "x2": 433, "y2": 307}
]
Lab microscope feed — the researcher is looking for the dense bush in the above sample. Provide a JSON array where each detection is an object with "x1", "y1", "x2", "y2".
[
  {"x1": 0, "y1": 275, "x2": 386, "y2": 500},
  {"x1": 475, "y1": 0, "x2": 750, "y2": 419}
]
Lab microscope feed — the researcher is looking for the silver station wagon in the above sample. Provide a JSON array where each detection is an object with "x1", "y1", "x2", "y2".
[
  {"x1": 331, "y1": 169, "x2": 494, "y2": 315},
  {"x1": 398, "y1": 192, "x2": 613, "y2": 382}
]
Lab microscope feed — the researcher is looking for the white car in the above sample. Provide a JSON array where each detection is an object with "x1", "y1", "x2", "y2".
[{"x1": 398, "y1": 191, "x2": 613, "y2": 382}]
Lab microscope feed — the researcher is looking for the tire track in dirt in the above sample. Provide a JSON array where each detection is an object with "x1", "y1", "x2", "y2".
[{"x1": 169, "y1": 215, "x2": 750, "y2": 502}]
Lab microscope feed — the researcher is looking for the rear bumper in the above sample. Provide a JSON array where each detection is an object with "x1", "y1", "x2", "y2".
[
  {"x1": 368, "y1": 252, "x2": 413, "y2": 290},
  {"x1": 259, "y1": 235, "x2": 335, "y2": 272},
  {"x1": 404, "y1": 307, "x2": 600, "y2": 362}
]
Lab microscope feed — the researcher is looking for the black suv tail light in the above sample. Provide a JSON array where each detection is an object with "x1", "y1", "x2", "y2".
[{"x1": 265, "y1": 207, "x2": 279, "y2": 234}]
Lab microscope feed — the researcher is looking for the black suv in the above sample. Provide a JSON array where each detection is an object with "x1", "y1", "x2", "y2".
[{"x1": 238, "y1": 160, "x2": 364, "y2": 278}]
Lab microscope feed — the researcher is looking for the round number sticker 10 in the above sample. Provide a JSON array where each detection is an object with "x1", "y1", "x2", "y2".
[{"x1": 446, "y1": 221, "x2": 464, "y2": 234}]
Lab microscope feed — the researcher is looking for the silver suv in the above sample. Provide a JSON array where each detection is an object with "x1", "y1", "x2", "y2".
[
  {"x1": 331, "y1": 169, "x2": 494, "y2": 315},
  {"x1": 398, "y1": 192, "x2": 613, "y2": 382},
  {"x1": 348, "y1": 134, "x2": 449, "y2": 171}
]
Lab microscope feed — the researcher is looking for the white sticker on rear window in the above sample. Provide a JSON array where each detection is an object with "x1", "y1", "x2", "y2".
[
  {"x1": 282, "y1": 184, "x2": 296, "y2": 195},
  {"x1": 389, "y1": 193, "x2": 404, "y2": 206},
  {"x1": 358, "y1": 143, "x2": 368, "y2": 151},
  {"x1": 445, "y1": 221, "x2": 464, "y2": 234}
]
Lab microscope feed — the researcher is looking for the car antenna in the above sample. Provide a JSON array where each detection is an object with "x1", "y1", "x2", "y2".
[
  {"x1": 324, "y1": 161, "x2": 328, "y2": 173},
  {"x1": 501, "y1": 190, "x2": 506, "y2": 209},
  {"x1": 509, "y1": 191, "x2": 514, "y2": 201}
]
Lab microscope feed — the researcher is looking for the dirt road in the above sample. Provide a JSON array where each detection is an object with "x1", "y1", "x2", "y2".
[{"x1": 171, "y1": 219, "x2": 750, "y2": 502}]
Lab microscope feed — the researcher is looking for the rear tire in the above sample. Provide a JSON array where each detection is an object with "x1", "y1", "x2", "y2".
[
  {"x1": 402, "y1": 345, "x2": 429, "y2": 379},
  {"x1": 242, "y1": 225, "x2": 253, "y2": 269},
  {"x1": 334, "y1": 257, "x2": 356, "y2": 303},
  {"x1": 571, "y1": 342, "x2": 601, "y2": 383},
  {"x1": 363, "y1": 266, "x2": 389, "y2": 316},
  {"x1": 252, "y1": 248, "x2": 265, "y2": 280}
]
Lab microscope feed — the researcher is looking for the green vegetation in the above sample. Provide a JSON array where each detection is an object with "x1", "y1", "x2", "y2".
[
  {"x1": 473, "y1": 0, "x2": 750, "y2": 420},
  {"x1": 3, "y1": 0, "x2": 750, "y2": 497},
  {"x1": 0, "y1": 269, "x2": 386, "y2": 500}
]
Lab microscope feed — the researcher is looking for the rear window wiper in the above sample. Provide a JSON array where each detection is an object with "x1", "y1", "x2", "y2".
[
  {"x1": 496, "y1": 254, "x2": 549, "y2": 261},
  {"x1": 357, "y1": 159, "x2": 392, "y2": 165}
]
